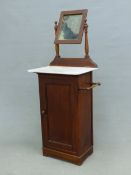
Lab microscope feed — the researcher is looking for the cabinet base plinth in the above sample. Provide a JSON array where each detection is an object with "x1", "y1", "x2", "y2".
[{"x1": 43, "y1": 146, "x2": 93, "y2": 165}]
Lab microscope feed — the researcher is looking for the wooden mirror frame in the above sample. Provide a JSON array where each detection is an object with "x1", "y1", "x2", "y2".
[
  {"x1": 50, "y1": 9, "x2": 97, "y2": 68},
  {"x1": 54, "y1": 9, "x2": 88, "y2": 44}
]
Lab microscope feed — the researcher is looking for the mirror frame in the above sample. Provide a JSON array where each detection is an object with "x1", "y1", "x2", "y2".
[{"x1": 54, "y1": 9, "x2": 88, "y2": 44}]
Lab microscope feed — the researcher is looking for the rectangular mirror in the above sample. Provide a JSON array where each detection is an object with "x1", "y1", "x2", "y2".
[{"x1": 54, "y1": 9, "x2": 87, "y2": 44}]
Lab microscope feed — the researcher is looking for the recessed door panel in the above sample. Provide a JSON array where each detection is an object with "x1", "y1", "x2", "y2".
[{"x1": 45, "y1": 81, "x2": 74, "y2": 151}]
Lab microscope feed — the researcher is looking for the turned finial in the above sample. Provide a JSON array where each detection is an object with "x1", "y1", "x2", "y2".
[{"x1": 54, "y1": 21, "x2": 58, "y2": 35}]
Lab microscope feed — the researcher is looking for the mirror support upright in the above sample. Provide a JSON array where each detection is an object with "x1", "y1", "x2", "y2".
[
  {"x1": 54, "y1": 21, "x2": 60, "y2": 58},
  {"x1": 84, "y1": 19, "x2": 89, "y2": 58}
]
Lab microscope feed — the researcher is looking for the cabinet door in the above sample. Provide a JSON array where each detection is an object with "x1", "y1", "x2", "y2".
[{"x1": 39, "y1": 75, "x2": 76, "y2": 153}]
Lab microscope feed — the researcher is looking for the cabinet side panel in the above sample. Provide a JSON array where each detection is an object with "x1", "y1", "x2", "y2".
[{"x1": 77, "y1": 73, "x2": 93, "y2": 154}]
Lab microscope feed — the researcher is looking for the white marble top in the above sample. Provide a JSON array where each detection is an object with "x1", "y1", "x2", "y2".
[{"x1": 28, "y1": 66, "x2": 98, "y2": 75}]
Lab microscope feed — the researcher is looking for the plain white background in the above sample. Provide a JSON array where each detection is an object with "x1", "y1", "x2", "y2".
[{"x1": 0, "y1": 0, "x2": 131, "y2": 174}]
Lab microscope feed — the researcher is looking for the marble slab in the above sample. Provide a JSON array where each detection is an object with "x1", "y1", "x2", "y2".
[{"x1": 28, "y1": 66, "x2": 98, "y2": 75}]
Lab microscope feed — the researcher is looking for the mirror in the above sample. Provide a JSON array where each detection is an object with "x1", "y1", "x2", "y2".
[
  {"x1": 54, "y1": 9, "x2": 87, "y2": 44},
  {"x1": 58, "y1": 14, "x2": 82, "y2": 40}
]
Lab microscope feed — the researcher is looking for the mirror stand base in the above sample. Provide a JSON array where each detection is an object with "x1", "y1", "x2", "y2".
[{"x1": 50, "y1": 56, "x2": 97, "y2": 68}]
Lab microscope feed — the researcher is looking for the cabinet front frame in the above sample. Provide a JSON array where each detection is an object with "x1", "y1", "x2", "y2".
[{"x1": 38, "y1": 74, "x2": 78, "y2": 154}]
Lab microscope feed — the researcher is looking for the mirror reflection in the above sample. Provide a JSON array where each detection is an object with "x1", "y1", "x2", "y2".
[{"x1": 58, "y1": 14, "x2": 82, "y2": 40}]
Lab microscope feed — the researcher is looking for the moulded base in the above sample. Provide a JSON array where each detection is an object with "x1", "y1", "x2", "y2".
[{"x1": 43, "y1": 146, "x2": 93, "y2": 165}]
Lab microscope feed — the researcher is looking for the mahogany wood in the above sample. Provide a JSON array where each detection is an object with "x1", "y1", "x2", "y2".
[
  {"x1": 38, "y1": 72, "x2": 94, "y2": 165},
  {"x1": 54, "y1": 21, "x2": 60, "y2": 57},
  {"x1": 30, "y1": 9, "x2": 99, "y2": 165},
  {"x1": 52, "y1": 9, "x2": 97, "y2": 67},
  {"x1": 84, "y1": 19, "x2": 89, "y2": 57},
  {"x1": 50, "y1": 57, "x2": 97, "y2": 67}
]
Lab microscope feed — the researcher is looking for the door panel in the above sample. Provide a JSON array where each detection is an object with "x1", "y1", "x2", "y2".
[{"x1": 44, "y1": 79, "x2": 75, "y2": 151}]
